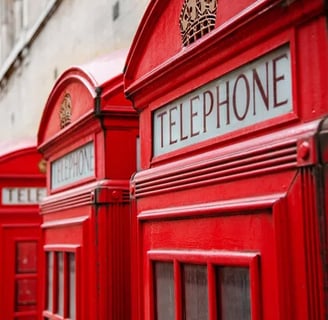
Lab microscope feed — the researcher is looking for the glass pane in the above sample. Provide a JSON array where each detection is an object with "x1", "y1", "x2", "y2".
[
  {"x1": 57, "y1": 252, "x2": 64, "y2": 316},
  {"x1": 16, "y1": 241, "x2": 38, "y2": 273},
  {"x1": 154, "y1": 262, "x2": 175, "y2": 320},
  {"x1": 47, "y1": 252, "x2": 53, "y2": 312},
  {"x1": 183, "y1": 264, "x2": 208, "y2": 320},
  {"x1": 218, "y1": 267, "x2": 251, "y2": 320},
  {"x1": 69, "y1": 253, "x2": 76, "y2": 320},
  {"x1": 15, "y1": 278, "x2": 37, "y2": 311}
]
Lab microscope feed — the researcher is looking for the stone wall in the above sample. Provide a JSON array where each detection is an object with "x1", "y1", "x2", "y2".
[{"x1": 0, "y1": 0, "x2": 149, "y2": 143}]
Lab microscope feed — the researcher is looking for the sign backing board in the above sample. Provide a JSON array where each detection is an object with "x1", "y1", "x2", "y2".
[
  {"x1": 153, "y1": 45, "x2": 292, "y2": 157},
  {"x1": 51, "y1": 141, "x2": 95, "y2": 190},
  {"x1": 2, "y1": 187, "x2": 46, "y2": 205}
]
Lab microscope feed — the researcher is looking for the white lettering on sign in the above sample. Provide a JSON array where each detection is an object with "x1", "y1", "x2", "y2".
[
  {"x1": 2, "y1": 187, "x2": 46, "y2": 205},
  {"x1": 51, "y1": 141, "x2": 95, "y2": 190},
  {"x1": 153, "y1": 46, "x2": 292, "y2": 156}
]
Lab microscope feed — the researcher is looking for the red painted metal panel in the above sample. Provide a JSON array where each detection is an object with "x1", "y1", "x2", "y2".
[
  {"x1": 0, "y1": 144, "x2": 45, "y2": 320},
  {"x1": 38, "y1": 50, "x2": 138, "y2": 320},
  {"x1": 0, "y1": 226, "x2": 42, "y2": 320},
  {"x1": 38, "y1": 49, "x2": 129, "y2": 146},
  {"x1": 124, "y1": 0, "x2": 328, "y2": 319}
]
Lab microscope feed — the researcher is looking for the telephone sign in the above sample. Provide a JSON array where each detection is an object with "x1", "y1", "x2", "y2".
[{"x1": 153, "y1": 46, "x2": 292, "y2": 156}]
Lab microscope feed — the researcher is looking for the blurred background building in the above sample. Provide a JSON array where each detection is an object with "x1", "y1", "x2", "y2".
[{"x1": 0, "y1": 0, "x2": 149, "y2": 146}]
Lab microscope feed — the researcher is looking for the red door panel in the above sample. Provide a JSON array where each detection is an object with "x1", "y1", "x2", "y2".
[{"x1": 0, "y1": 225, "x2": 41, "y2": 319}]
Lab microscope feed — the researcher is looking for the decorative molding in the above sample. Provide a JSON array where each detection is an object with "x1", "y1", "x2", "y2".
[
  {"x1": 132, "y1": 119, "x2": 325, "y2": 198},
  {"x1": 138, "y1": 193, "x2": 285, "y2": 220},
  {"x1": 300, "y1": 167, "x2": 326, "y2": 318},
  {"x1": 40, "y1": 180, "x2": 130, "y2": 213},
  {"x1": 179, "y1": 0, "x2": 218, "y2": 46},
  {"x1": 134, "y1": 139, "x2": 297, "y2": 198},
  {"x1": 40, "y1": 191, "x2": 92, "y2": 213},
  {"x1": 41, "y1": 215, "x2": 89, "y2": 228},
  {"x1": 38, "y1": 158, "x2": 47, "y2": 174},
  {"x1": 59, "y1": 93, "x2": 72, "y2": 129}
]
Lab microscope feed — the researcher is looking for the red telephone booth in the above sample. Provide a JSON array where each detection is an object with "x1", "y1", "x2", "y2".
[
  {"x1": 0, "y1": 140, "x2": 46, "y2": 320},
  {"x1": 37, "y1": 50, "x2": 138, "y2": 320},
  {"x1": 124, "y1": 0, "x2": 328, "y2": 319}
]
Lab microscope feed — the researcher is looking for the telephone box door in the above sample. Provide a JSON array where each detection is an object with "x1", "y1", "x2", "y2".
[{"x1": 0, "y1": 225, "x2": 41, "y2": 320}]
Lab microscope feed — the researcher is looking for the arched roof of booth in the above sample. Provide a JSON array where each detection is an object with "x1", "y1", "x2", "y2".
[
  {"x1": 123, "y1": 0, "x2": 224, "y2": 106},
  {"x1": 0, "y1": 138, "x2": 36, "y2": 158},
  {"x1": 0, "y1": 138, "x2": 44, "y2": 176},
  {"x1": 76, "y1": 48, "x2": 128, "y2": 87},
  {"x1": 48, "y1": 48, "x2": 128, "y2": 97},
  {"x1": 38, "y1": 49, "x2": 129, "y2": 147},
  {"x1": 124, "y1": 0, "x2": 293, "y2": 106},
  {"x1": 124, "y1": 1, "x2": 183, "y2": 88}
]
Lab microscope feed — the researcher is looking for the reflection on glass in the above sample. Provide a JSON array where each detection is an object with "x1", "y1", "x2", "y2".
[
  {"x1": 218, "y1": 267, "x2": 251, "y2": 320},
  {"x1": 57, "y1": 252, "x2": 64, "y2": 316},
  {"x1": 47, "y1": 252, "x2": 53, "y2": 311},
  {"x1": 69, "y1": 253, "x2": 76, "y2": 320},
  {"x1": 183, "y1": 264, "x2": 208, "y2": 320},
  {"x1": 154, "y1": 262, "x2": 175, "y2": 320}
]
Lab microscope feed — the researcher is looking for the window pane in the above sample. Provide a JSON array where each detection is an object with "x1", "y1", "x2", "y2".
[
  {"x1": 183, "y1": 264, "x2": 208, "y2": 320},
  {"x1": 16, "y1": 241, "x2": 38, "y2": 273},
  {"x1": 69, "y1": 253, "x2": 76, "y2": 320},
  {"x1": 154, "y1": 262, "x2": 175, "y2": 320},
  {"x1": 15, "y1": 278, "x2": 37, "y2": 311},
  {"x1": 47, "y1": 252, "x2": 53, "y2": 311},
  {"x1": 218, "y1": 267, "x2": 251, "y2": 320},
  {"x1": 57, "y1": 252, "x2": 64, "y2": 316}
]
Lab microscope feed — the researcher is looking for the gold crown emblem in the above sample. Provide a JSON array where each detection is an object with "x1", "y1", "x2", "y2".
[
  {"x1": 38, "y1": 158, "x2": 47, "y2": 174},
  {"x1": 180, "y1": 0, "x2": 217, "y2": 47},
  {"x1": 59, "y1": 93, "x2": 72, "y2": 129}
]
